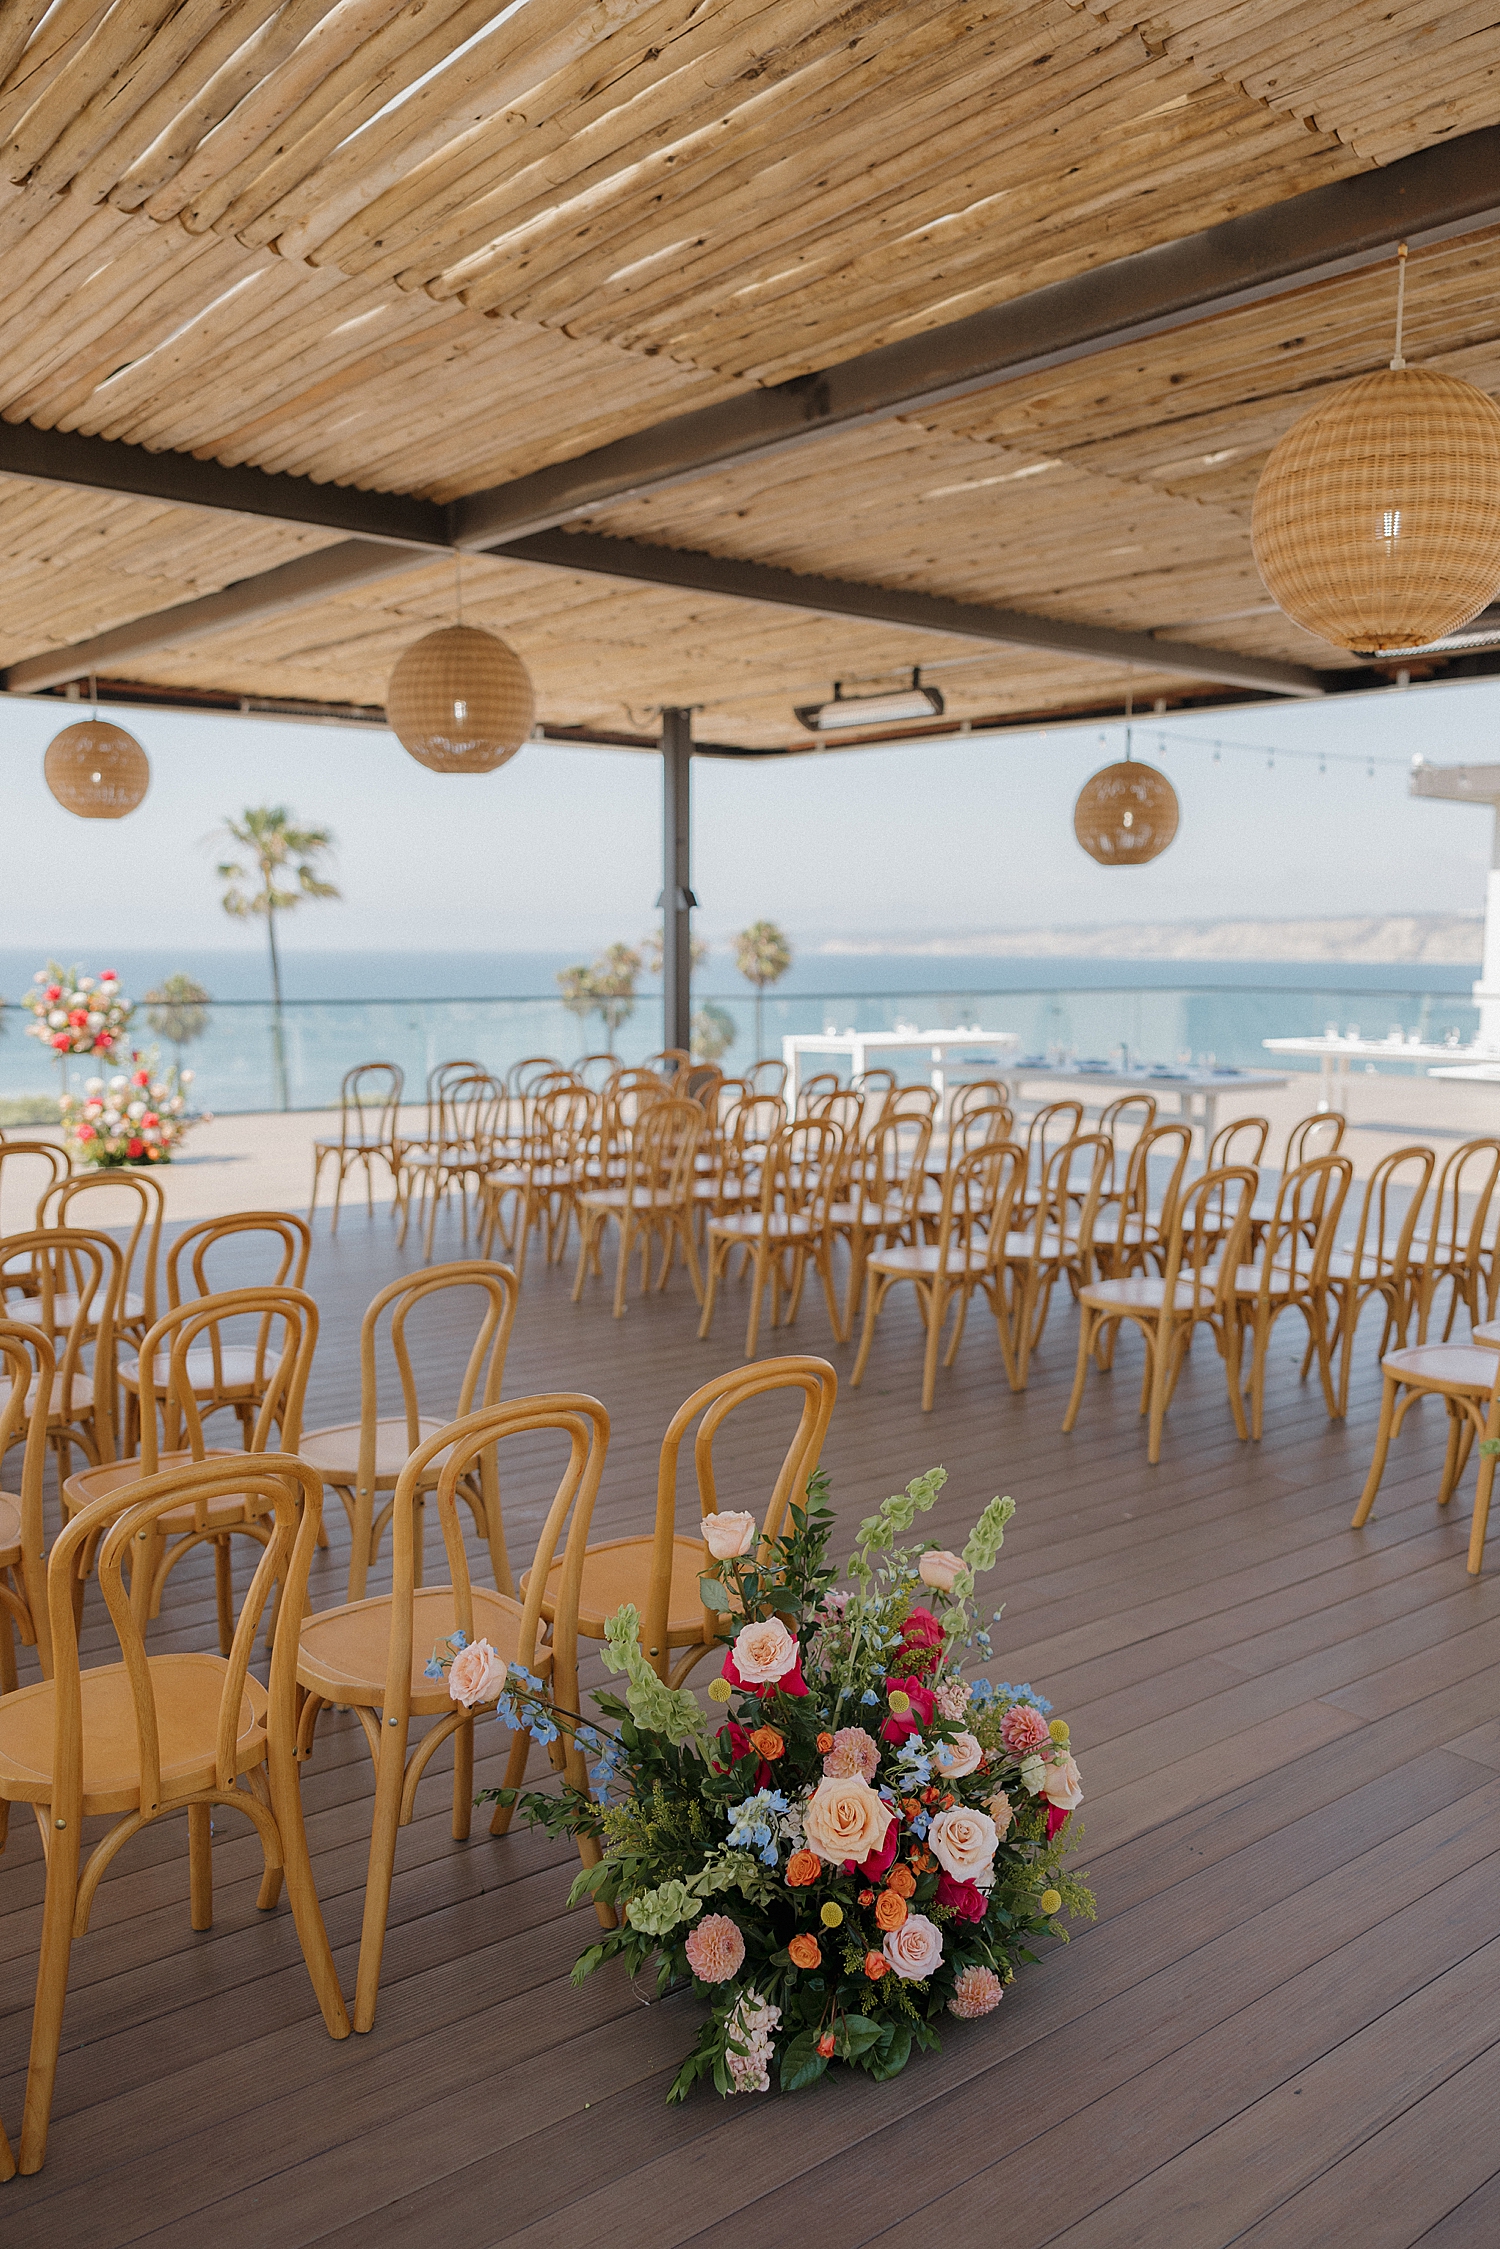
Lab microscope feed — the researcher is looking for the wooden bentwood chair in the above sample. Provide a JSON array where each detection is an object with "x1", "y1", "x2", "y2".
[
  {"x1": 309, "y1": 1062, "x2": 404, "y2": 1234},
  {"x1": 296, "y1": 1394, "x2": 609, "y2": 2031},
  {"x1": 298, "y1": 1260, "x2": 518, "y2": 1602},
  {"x1": 521, "y1": 1355, "x2": 837, "y2": 1688},
  {"x1": 0, "y1": 1322, "x2": 54, "y2": 1694},
  {"x1": 0, "y1": 1455, "x2": 349, "y2": 2174}
]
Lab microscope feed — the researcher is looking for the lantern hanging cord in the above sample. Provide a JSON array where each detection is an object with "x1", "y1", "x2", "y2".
[
  {"x1": 454, "y1": 549, "x2": 463, "y2": 627},
  {"x1": 1391, "y1": 242, "x2": 1409, "y2": 371}
]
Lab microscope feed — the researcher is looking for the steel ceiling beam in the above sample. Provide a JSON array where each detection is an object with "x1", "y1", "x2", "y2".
[{"x1": 499, "y1": 531, "x2": 1326, "y2": 696}]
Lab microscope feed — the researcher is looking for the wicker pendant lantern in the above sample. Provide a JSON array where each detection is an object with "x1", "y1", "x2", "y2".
[
  {"x1": 43, "y1": 717, "x2": 150, "y2": 818},
  {"x1": 1074, "y1": 752, "x2": 1178, "y2": 866},
  {"x1": 1252, "y1": 249, "x2": 1500, "y2": 655},
  {"x1": 385, "y1": 622, "x2": 534, "y2": 773}
]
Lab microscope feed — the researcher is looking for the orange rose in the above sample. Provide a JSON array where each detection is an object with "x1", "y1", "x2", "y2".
[
  {"x1": 788, "y1": 1934, "x2": 822, "y2": 1969},
  {"x1": 875, "y1": 1889, "x2": 908, "y2": 1932},
  {"x1": 785, "y1": 1848, "x2": 821, "y2": 1887},
  {"x1": 816, "y1": 1732, "x2": 835, "y2": 1754},
  {"x1": 885, "y1": 1864, "x2": 916, "y2": 1899},
  {"x1": 908, "y1": 1847, "x2": 935, "y2": 1873},
  {"x1": 863, "y1": 1950, "x2": 889, "y2": 1980},
  {"x1": 749, "y1": 1726, "x2": 785, "y2": 1761}
]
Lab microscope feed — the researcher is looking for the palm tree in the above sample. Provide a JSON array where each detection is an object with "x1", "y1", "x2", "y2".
[
  {"x1": 144, "y1": 973, "x2": 210, "y2": 1073},
  {"x1": 217, "y1": 807, "x2": 338, "y2": 1109},
  {"x1": 732, "y1": 920, "x2": 793, "y2": 1062}
]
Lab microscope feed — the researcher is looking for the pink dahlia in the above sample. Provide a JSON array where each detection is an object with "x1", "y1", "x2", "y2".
[
  {"x1": 823, "y1": 1725, "x2": 880, "y2": 1781},
  {"x1": 948, "y1": 1965, "x2": 1004, "y2": 2020},
  {"x1": 684, "y1": 1913, "x2": 745, "y2": 1984},
  {"x1": 1000, "y1": 1703, "x2": 1052, "y2": 1760}
]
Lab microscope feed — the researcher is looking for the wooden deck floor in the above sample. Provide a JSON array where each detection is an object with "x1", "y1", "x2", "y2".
[{"x1": 5, "y1": 1202, "x2": 1500, "y2": 2246}]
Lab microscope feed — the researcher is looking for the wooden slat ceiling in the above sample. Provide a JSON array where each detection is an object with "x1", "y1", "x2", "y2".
[{"x1": 2, "y1": 0, "x2": 1500, "y2": 746}]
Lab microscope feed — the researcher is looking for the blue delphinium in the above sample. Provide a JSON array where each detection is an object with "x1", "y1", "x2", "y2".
[{"x1": 726, "y1": 1788, "x2": 790, "y2": 1865}]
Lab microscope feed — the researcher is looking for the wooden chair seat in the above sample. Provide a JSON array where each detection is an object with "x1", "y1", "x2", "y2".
[
  {"x1": 579, "y1": 1185, "x2": 687, "y2": 1213},
  {"x1": 1001, "y1": 1227, "x2": 1075, "y2": 1259},
  {"x1": 298, "y1": 1583, "x2": 540, "y2": 1714},
  {"x1": 828, "y1": 1197, "x2": 908, "y2": 1228},
  {"x1": 521, "y1": 1533, "x2": 708, "y2": 1644},
  {"x1": 65, "y1": 1448, "x2": 244, "y2": 1531},
  {"x1": 1217, "y1": 1262, "x2": 1298, "y2": 1299},
  {"x1": 118, "y1": 1344, "x2": 262, "y2": 1395},
  {"x1": 1088, "y1": 1212, "x2": 1153, "y2": 1248},
  {"x1": 1379, "y1": 1343, "x2": 1500, "y2": 1389},
  {"x1": 1079, "y1": 1274, "x2": 1216, "y2": 1313},
  {"x1": 0, "y1": 1490, "x2": 20, "y2": 1562},
  {"x1": 868, "y1": 1241, "x2": 989, "y2": 1279},
  {"x1": 0, "y1": 1652, "x2": 267, "y2": 1815},
  {"x1": 10, "y1": 1288, "x2": 146, "y2": 1329},
  {"x1": 708, "y1": 1210, "x2": 812, "y2": 1242},
  {"x1": 26, "y1": 1371, "x2": 95, "y2": 1414},
  {"x1": 298, "y1": 1415, "x2": 451, "y2": 1484}
]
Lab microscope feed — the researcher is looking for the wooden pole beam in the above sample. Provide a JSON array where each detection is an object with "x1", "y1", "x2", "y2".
[{"x1": 660, "y1": 708, "x2": 695, "y2": 1056}]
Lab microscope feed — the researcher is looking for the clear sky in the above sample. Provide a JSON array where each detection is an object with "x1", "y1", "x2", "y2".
[{"x1": 2, "y1": 673, "x2": 1497, "y2": 960}]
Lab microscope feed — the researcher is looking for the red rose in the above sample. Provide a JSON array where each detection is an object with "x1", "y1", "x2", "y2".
[
  {"x1": 1046, "y1": 1804, "x2": 1071, "y2": 1839},
  {"x1": 897, "y1": 1604, "x2": 946, "y2": 1674},
  {"x1": 133, "y1": 1069, "x2": 149, "y2": 1087},
  {"x1": 44, "y1": 985, "x2": 60, "y2": 1001},
  {"x1": 68, "y1": 1009, "x2": 87, "y2": 1027},
  {"x1": 51, "y1": 1033, "x2": 69, "y2": 1051},
  {"x1": 142, "y1": 1113, "x2": 158, "y2": 1128},
  {"x1": 880, "y1": 1675, "x2": 937, "y2": 1745},
  {"x1": 936, "y1": 1872, "x2": 987, "y2": 1923},
  {"x1": 843, "y1": 1820, "x2": 899, "y2": 1883},
  {"x1": 127, "y1": 1138, "x2": 144, "y2": 1158}
]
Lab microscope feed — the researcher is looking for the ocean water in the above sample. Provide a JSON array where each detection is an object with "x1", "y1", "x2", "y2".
[{"x1": 0, "y1": 947, "x2": 1480, "y2": 1116}]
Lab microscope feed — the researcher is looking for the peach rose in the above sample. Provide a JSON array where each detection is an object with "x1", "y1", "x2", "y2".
[
  {"x1": 874, "y1": 1888, "x2": 908, "y2": 1932},
  {"x1": 729, "y1": 1616, "x2": 800, "y2": 1685},
  {"x1": 882, "y1": 1911, "x2": 943, "y2": 1982},
  {"x1": 885, "y1": 1863, "x2": 917, "y2": 1900},
  {"x1": 863, "y1": 1950, "x2": 889, "y2": 1980},
  {"x1": 927, "y1": 1805, "x2": 999, "y2": 1883},
  {"x1": 788, "y1": 1934, "x2": 822, "y2": 1969},
  {"x1": 986, "y1": 1786, "x2": 1015, "y2": 1837},
  {"x1": 919, "y1": 1548, "x2": 964, "y2": 1592},
  {"x1": 785, "y1": 1848, "x2": 820, "y2": 1887},
  {"x1": 932, "y1": 1730, "x2": 983, "y2": 1780},
  {"x1": 447, "y1": 1637, "x2": 507, "y2": 1708},
  {"x1": 802, "y1": 1773, "x2": 896, "y2": 1866},
  {"x1": 702, "y1": 1509, "x2": 757, "y2": 1559},
  {"x1": 1041, "y1": 1753, "x2": 1084, "y2": 1813}
]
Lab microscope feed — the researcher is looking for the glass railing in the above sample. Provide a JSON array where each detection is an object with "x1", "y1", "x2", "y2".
[{"x1": 0, "y1": 982, "x2": 1482, "y2": 1119}]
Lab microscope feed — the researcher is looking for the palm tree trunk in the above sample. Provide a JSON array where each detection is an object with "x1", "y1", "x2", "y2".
[
  {"x1": 754, "y1": 986, "x2": 763, "y2": 1063},
  {"x1": 265, "y1": 905, "x2": 289, "y2": 1111}
]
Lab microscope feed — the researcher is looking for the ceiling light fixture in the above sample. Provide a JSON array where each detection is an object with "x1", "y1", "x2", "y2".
[{"x1": 795, "y1": 670, "x2": 945, "y2": 731}]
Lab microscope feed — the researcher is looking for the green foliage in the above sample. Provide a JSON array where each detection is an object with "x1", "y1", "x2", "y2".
[
  {"x1": 601, "y1": 1607, "x2": 711, "y2": 1751},
  {"x1": 143, "y1": 973, "x2": 210, "y2": 1051}
]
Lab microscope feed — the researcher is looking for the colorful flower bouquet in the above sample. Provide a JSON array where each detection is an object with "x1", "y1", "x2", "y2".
[
  {"x1": 23, "y1": 962, "x2": 133, "y2": 1062},
  {"x1": 59, "y1": 1050, "x2": 200, "y2": 1168},
  {"x1": 449, "y1": 1467, "x2": 1092, "y2": 2101}
]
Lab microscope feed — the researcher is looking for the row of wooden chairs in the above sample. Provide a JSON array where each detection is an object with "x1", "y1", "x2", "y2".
[{"x1": 0, "y1": 1300, "x2": 836, "y2": 2174}]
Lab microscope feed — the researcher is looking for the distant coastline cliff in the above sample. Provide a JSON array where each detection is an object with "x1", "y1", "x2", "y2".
[{"x1": 817, "y1": 916, "x2": 1483, "y2": 966}]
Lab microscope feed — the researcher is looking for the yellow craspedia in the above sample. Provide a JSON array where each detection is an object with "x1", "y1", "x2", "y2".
[
  {"x1": 707, "y1": 1676, "x2": 733, "y2": 1703},
  {"x1": 1048, "y1": 1718, "x2": 1070, "y2": 1743},
  {"x1": 888, "y1": 1689, "x2": 912, "y2": 1715},
  {"x1": 1039, "y1": 1888, "x2": 1062, "y2": 1916},
  {"x1": 820, "y1": 1902, "x2": 844, "y2": 1929}
]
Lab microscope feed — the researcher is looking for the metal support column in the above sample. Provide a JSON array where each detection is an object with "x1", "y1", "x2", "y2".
[{"x1": 660, "y1": 706, "x2": 696, "y2": 1055}]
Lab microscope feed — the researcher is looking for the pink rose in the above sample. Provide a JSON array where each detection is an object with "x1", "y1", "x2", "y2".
[
  {"x1": 726, "y1": 1617, "x2": 800, "y2": 1687},
  {"x1": 802, "y1": 1774, "x2": 895, "y2": 1867},
  {"x1": 932, "y1": 1730, "x2": 983, "y2": 1780},
  {"x1": 927, "y1": 1805, "x2": 999, "y2": 1883},
  {"x1": 702, "y1": 1509, "x2": 758, "y2": 1560},
  {"x1": 1000, "y1": 1703, "x2": 1052, "y2": 1760},
  {"x1": 986, "y1": 1786, "x2": 1014, "y2": 1836},
  {"x1": 919, "y1": 1548, "x2": 964, "y2": 1592},
  {"x1": 447, "y1": 1637, "x2": 507, "y2": 1708},
  {"x1": 882, "y1": 1911, "x2": 943, "y2": 1981},
  {"x1": 1041, "y1": 1753, "x2": 1083, "y2": 1814}
]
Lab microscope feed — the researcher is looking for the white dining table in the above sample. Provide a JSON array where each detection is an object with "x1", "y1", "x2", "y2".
[
  {"x1": 782, "y1": 1026, "x2": 1019, "y2": 1109},
  {"x1": 1011, "y1": 1061, "x2": 1289, "y2": 1154},
  {"x1": 1263, "y1": 1032, "x2": 1492, "y2": 1109}
]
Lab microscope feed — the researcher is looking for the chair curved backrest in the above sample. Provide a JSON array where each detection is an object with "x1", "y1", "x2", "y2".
[
  {"x1": 1426, "y1": 1137, "x2": 1500, "y2": 1264},
  {"x1": 760, "y1": 1118, "x2": 845, "y2": 1226},
  {"x1": 508, "y1": 1055, "x2": 564, "y2": 1098},
  {"x1": 721, "y1": 1092, "x2": 786, "y2": 1169},
  {"x1": 133, "y1": 1285, "x2": 320, "y2": 1472},
  {"x1": 748, "y1": 1060, "x2": 788, "y2": 1100},
  {"x1": 48, "y1": 1451, "x2": 325, "y2": 1823},
  {"x1": 939, "y1": 1141, "x2": 1025, "y2": 1272},
  {"x1": 1345, "y1": 1144, "x2": 1435, "y2": 1283},
  {"x1": 0, "y1": 1226, "x2": 121, "y2": 1452},
  {"x1": 0, "y1": 1141, "x2": 70, "y2": 1203},
  {"x1": 1208, "y1": 1114, "x2": 1270, "y2": 1170},
  {"x1": 351, "y1": 1259, "x2": 518, "y2": 1578},
  {"x1": 1037, "y1": 1131, "x2": 1113, "y2": 1265},
  {"x1": 625, "y1": 1097, "x2": 704, "y2": 1204},
  {"x1": 942, "y1": 1102, "x2": 1013, "y2": 1171},
  {"x1": 570, "y1": 1053, "x2": 618, "y2": 1091},
  {"x1": 1160, "y1": 1166, "x2": 1258, "y2": 1306},
  {"x1": 0, "y1": 1319, "x2": 55, "y2": 1670},
  {"x1": 384, "y1": 1393, "x2": 610, "y2": 1737},
  {"x1": 1255, "y1": 1153, "x2": 1353, "y2": 1299},
  {"x1": 336, "y1": 1063, "x2": 403, "y2": 1153},
  {"x1": 644, "y1": 1355, "x2": 838, "y2": 1674},
  {"x1": 851, "y1": 1065, "x2": 897, "y2": 1104},
  {"x1": 1022, "y1": 1100, "x2": 1085, "y2": 1195},
  {"x1": 806, "y1": 1088, "x2": 864, "y2": 1142},
  {"x1": 794, "y1": 1071, "x2": 842, "y2": 1116},
  {"x1": 166, "y1": 1210, "x2": 311, "y2": 1309},
  {"x1": 1282, "y1": 1110, "x2": 1346, "y2": 1170},
  {"x1": 876, "y1": 1084, "x2": 941, "y2": 1129},
  {"x1": 642, "y1": 1049, "x2": 692, "y2": 1077},
  {"x1": 1116, "y1": 1119, "x2": 1194, "y2": 1243},
  {"x1": 862, "y1": 1113, "x2": 933, "y2": 1223},
  {"x1": 1098, "y1": 1092, "x2": 1157, "y2": 1143},
  {"x1": 950, "y1": 1079, "x2": 1010, "y2": 1122},
  {"x1": 39, "y1": 1169, "x2": 166, "y2": 1335}
]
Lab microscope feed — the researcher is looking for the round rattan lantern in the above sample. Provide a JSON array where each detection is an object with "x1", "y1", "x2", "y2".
[
  {"x1": 1073, "y1": 760, "x2": 1178, "y2": 866},
  {"x1": 43, "y1": 718, "x2": 150, "y2": 818},
  {"x1": 1252, "y1": 367, "x2": 1500, "y2": 654},
  {"x1": 385, "y1": 623, "x2": 534, "y2": 772}
]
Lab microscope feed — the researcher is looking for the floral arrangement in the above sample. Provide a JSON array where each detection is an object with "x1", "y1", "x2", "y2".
[
  {"x1": 23, "y1": 962, "x2": 133, "y2": 1060},
  {"x1": 58, "y1": 1050, "x2": 200, "y2": 1167},
  {"x1": 439, "y1": 1467, "x2": 1092, "y2": 2101}
]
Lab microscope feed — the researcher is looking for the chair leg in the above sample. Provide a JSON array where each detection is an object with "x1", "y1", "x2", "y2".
[
  {"x1": 18, "y1": 1803, "x2": 82, "y2": 2172},
  {"x1": 1469, "y1": 1440, "x2": 1498, "y2": 1573},
  {"x1": 1351, "y1": 1370, "x2": 1403, "y2": 1527},
  {"x1": 1437, "y1": 1402, "x2": 1467, "y2": 1507},
  {"x1": 920, "y1": 1277, "x2": 949, "y2": 1414},
  {"x1": 188, "y1": 1800, "x2": 214, "y2": 1931},
  {"x1": 452, "y1": 1714, "x2": 474, "y2": 1841},
  {"x1": 698, "y1": 1234, "x2": 727, "y2": 1339},
  {"x1": 213, "y1": 1535, "x2": 234, "y2": 1657},
  {"x1": 353, "y1": 1717, "x2": 407, "y2": 2034},
  {"x1": 1146, "y1": 1321, "x2": 1175, "y2": 1465},
  {"x1": 346, "y1": 1482, "x2": 376, "y2": 1604},
  {"x1": 744, "y1": 1245, "x2": 769, "y2": 1359},
  {"x1": 1061, "y1": 1305, "x2": 1097, "y2": 1435},
  {"x1": 488, "y1": 1725, "x2": 533, "y2": 1835},
  {"x1": 330, "y1": 1157, "x2": 346, "y2": 1239},
  {"x1": 612, "y1": 1212, "x2": 634, "y2": 1319}
]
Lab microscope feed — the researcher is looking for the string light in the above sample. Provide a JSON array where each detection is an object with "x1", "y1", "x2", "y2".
[{"x1": 1144, "y1": 723, "x2": 1409, "y2": 773}]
